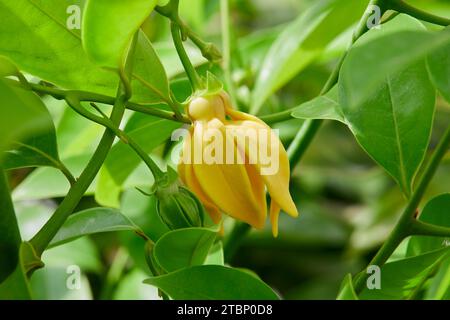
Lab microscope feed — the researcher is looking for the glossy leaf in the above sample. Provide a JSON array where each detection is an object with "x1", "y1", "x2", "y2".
[
  {"x1": 144, "y1": 265, "x2": 279, "y2": 300},
  {"x1": 153, "y1": 228, "x2": 217, "y2": 272},
  {"x1": 49, "y1": 208, "x2": 143, "y2": 248},
  {"x1": 427, "y1": 40, "x2": 450, "y2": 103},
  {"x1": 251, "y1": 0, "x2": 368, "y2": 114},
  {"x1": 407, "y1": 194, "x2": 450, "y2": 256},
  {"x1": 359, "y1": 248, "x2": 450, "y2": 299},
  {"x1": 0, "y1": 1, "x2": 168, "y2": 104},
  {"x1": 291, "y1": 86, "x2": 344, "y2": 122},
  {"x1": 96, "y1": 114, "x2": 181, "y2": 207},
  {"x1": 338, "y1": 17, "x2": 436, "y2": 196},
  {"x1": 336, "y1": 274, "x2": 358, "y2": 300},
  {"x1": 339, "y1": 20, "x2": 450, "y2": 109},
  {"x1": 82, "y1": 0, "x2": 157, "y2": 67}
]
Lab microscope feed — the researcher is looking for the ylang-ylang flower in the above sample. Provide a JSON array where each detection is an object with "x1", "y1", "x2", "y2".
[{"x1": 178, "y1": 91, "x2": 298, "y2": 236}]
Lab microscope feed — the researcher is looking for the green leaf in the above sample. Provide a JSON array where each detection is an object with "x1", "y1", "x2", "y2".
[
  {"x1": 0, "y1": 80, "x2": 50, "y2": 159},
  {"x1": 338, "y1": 16, "x2": 437, "y2": 196},
  {"x1": 0, "y1": 169, "x2": 22, "y2": 283},
  {"x1": 49, "y1": 208, "x2": 143, "y2": 248},
  {"x1": 0, "y1": 242, "x2": 33, "y2": 300},
  {"x1": 339, "y1": 17, "x2": 450, "y2": 109},
  {"x1": 153, "y1": 228, "x2": 217, "y2": 272},
  {"x1": 251, "y1": 0, "x2": 368, "y2": 114},
  {"x1": 427, "y1": 40, "x2": 450, "y2": 103},
  {"x1": 0, "y1": 55, "x2": 20, "y2": 77},
  {"x1": 0, "y1": 1, "x2": 168, "y2": 104},
  {"x1": 359, "y1": 248, "x2": 450, "y2": 299},
  {"x1": 336, "y1": 274, "x2": 358, "y2": 300},
  {"x1": 96, "y1": 114, "x2": 181, "y2": 207},
  {"x1": 132, "y1": 31, "x2": 171, "y2": 103},
  {"x1": 291, "y1": 86, "x2": 344, "y2": 122},
  {"x1": 2, "y1": 99, "x2": 61, "y2": 170},
  {"x1": 342, "y1": 60, "x2": 435, "y2": 196},
  {"x1": 407, "y1": 194, "x2": 450, "y2": 256},
  {"x1": 425, "y1": 256, "x2": 450, "y2": 300},
  {"x1": 204, "y1": 241, "x2": 224, "y2": 266},
  {"x1": 82, "y1": 0, "x2": 157, "y2": 67},
  {"x1": 144, "y1": 265, "x2": 279, "y2": 299}
]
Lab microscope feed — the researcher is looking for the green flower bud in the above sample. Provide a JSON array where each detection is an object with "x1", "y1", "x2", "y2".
[{"x1": 154, "y1": 168, "x2": 206, "y2": 230}]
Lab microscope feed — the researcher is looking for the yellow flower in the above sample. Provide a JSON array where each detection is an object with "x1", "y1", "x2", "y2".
[{"x1": 178, "y1": 91, "x2": 298, "y2": 237}]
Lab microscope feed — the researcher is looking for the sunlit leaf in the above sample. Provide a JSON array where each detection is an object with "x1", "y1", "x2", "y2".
[
  {"x1": 0, "y1": 1, "x2": 168, "y2": 104},
  {"x1": 82, "y1": 0, "x2": 157, "y2": 67}
]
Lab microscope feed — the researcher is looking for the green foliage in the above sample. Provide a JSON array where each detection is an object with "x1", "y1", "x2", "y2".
[
  {"x1": 144, "y1": 265, "x2": 279, "y2": 299},
  {"x1": 0, "y1": 1, "x2": 169, "y2": 104},
  {"x1": 359, "y1": 248, "x2": 450, "y2": 299},
  {"x1": 0, "y1": 170, "x2": 22, "y2": 283},
  {"x1": 0, "y1": 80, "x2": 51, "y2": 158},
  {"x1": 408, "y1": 194, "x2": 450, "y2": 255},
  {"x1": 336, "y1": 274, "x2": 358, "y2": 300},
  {"x1": 251, "y1": 0, "x2": 369, "y2": 114},
  {"x1": 49, "y1": 208, "x2": 144, "y2": 248},
  {"x1": 1, "y1": 0, "x2": 450, "y2": 302},
  {"x1": 152, "y1": 228, "x2": 217, "y2": 272},
  {"x1": 427, "y1": 39, "x2": 450, "y2": 103},
  {"x1": 291, "y1": 86, "x2": 344, "y2": 122},
  {"x1": 82, "y1": 0, "x2": 158, "y2": 68}
]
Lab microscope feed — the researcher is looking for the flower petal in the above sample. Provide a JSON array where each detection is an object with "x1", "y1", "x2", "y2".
[
  {"x1": 229, "y1": 120, "x2": 298, "y2": 218},
  {"x1": 178, "y1": 136, "x2": 222, "y2": 224},
  {"x1": 269, "y1": 201, "x2": 280, "y2": 238},
  {"x1": 192, "y1": 120, "x2": 267, "y2": 229}
]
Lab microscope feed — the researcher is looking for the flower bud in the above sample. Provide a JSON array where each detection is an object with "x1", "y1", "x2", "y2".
[{"x1": 154, "y1": 168, "x2": 206, "y2": 230}]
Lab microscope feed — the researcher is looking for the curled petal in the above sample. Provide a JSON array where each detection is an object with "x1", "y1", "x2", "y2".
[
  {"x1": 269, "y1": 201, "x2": 280, "y2": 238},
  {"x1": 229, "y1": 120, "x2": 298, "y2": 219},
  {"x1": 178, "y1": 131, "x2": 222, "y2": 224},
  {"x1": 192, "y1": 120, "x2": 267, "y2": 229}
]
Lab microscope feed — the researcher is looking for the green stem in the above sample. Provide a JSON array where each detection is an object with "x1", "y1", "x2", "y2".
[
  {"x1": 171, "y1": 22, "x2": 203, "y2": 91},
  {"x1": 30, "y1": 34, "x2": 139, "y2": 256},
  {"x1": 220, "y1": 0, "x2": 237, "y2": 107},
  {"x1": 353, "y1": 124, "x2": 450, "y2": 292},
  {"x1": 23, "y1": 82, "x2": 190, "y2": 124},
  {"x1": 224, "y1": 222, "x2": 251, "y2": 262},
  {"x1": 155, "y1": 3, "x2": 222, "y2": 63},
  {"x1": 388, "y1": 0, "x2": 450, "y2": 26},
  {"x1": 65, "y1": 97, "x2": 165, "y2": 180},
  {"x1": 411, "y1": 220, "x2": 450, "y2": 238}
]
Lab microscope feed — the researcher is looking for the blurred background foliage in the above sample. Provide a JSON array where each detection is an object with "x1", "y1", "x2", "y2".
[{"x1": 7, "y1": 0, "x2": 450, "y2": 299}]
